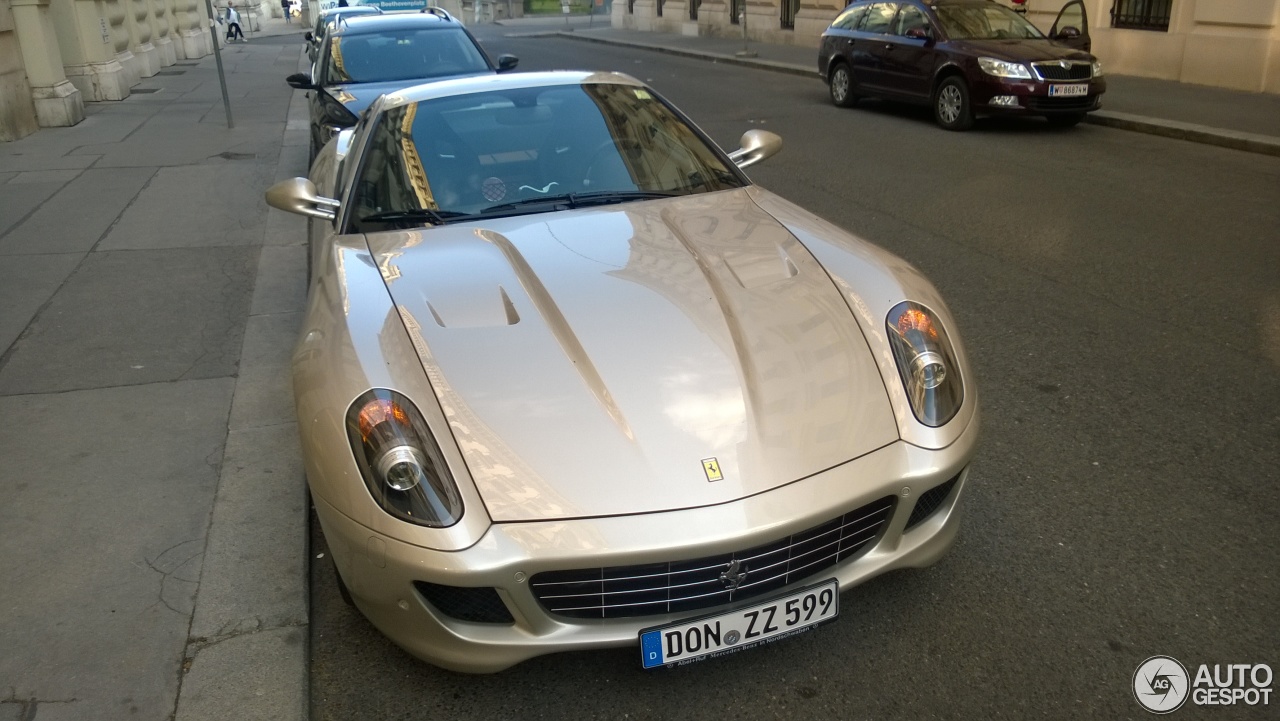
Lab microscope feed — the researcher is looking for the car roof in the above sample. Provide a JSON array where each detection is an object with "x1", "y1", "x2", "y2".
[
  {"x1": 329, "y1": 12, "x2": 460, "y2": 35},
  {"x1": 379, "y1": 71, "x2": 644, "y2": 108}
]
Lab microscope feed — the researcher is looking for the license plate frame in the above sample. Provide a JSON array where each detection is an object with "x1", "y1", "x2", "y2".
[
  {"x1": 1049, "y1": 83, "x2": 1088, "y2": 97},
  {"x1": 639, "y1": 578, "x2": 839, "y2": 669}
]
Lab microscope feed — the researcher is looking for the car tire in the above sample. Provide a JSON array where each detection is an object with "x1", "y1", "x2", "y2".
[
  {"x1": 933, "y1": 76, "x2": 973, "y2": 131},
  {"x1": 1046, "y1": 112, "x2": 1086, "y2": 128},
  {"x1": 829, "y1": 62, "x2": 858, "y2": 108}
]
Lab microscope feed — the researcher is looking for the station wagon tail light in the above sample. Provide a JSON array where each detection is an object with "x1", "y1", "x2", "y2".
[
  {"x1": 886, "y1": 302, "x2": 963, "y2": 427},
  {"x1": 346, "y1": 389, "x2": 463, "y2": 528},
  {"x1": 977, "y1": 57, "x2": 1032, "y2": 80}
]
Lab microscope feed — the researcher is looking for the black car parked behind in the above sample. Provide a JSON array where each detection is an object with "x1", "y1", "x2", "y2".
[{"x1": 819, "y1": 0, "x2": 1105, "y2": 130}]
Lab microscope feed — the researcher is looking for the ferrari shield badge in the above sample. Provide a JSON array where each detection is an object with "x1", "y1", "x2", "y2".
[{"x1": 702, "y1": 457, "x2": 724, "y2": 482}]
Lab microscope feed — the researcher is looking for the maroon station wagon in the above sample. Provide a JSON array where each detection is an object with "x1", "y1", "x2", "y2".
[{"x1": 819, "y1": 0, "x2": 1105, "y2": 130}]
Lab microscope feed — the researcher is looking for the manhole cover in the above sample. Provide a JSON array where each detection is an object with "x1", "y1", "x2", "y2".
[
  {"x1": 156, "y1": 70, "x2": 186, "y2": 76},
  {"x1": 132, "y1": 88, "x2": 161, "y2": 94},
  {"x1": 214, "y1": 152, "x2": 257, "y2": 160},
  {"x1": 175, "y1": 62, "x2": 198, "y2": 66}
]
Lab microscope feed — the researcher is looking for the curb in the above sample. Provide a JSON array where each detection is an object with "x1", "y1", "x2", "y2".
[
  {"x1": 1084, "y1": 111, "x2": 1280, "y2": 157},
  {"x1": 554, "y1": 31, "x2": 1280, "y2": 157},
  {"x1": 554, "y1": 31, "x2": 821, "y2": 79}
]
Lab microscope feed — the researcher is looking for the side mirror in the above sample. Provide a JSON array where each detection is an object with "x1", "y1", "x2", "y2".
[
  {"x1": 727, "y1": 129, "x2": 782, "y2": 169},
  {"x1": 497, "y1": 54, "x2": 519, "y2": 72},
  {"x1": 304, "y1": 31, "x2": 313, "y2": 42},
  {"x1": 265, "y1": 177, "x2": 340, "y2": 221},
  {"x1": 905, "y1": 27, "x2": 931, "y2": 40},
  {"x1": 1056, "y1": 26, "x2": 1081, "y2": 39},
  {"x1": 286, "y1": 73, "x2": 315, "y2": 90}
]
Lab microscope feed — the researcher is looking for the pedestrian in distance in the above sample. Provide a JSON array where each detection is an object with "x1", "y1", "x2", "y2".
[
  {"x1": 281, "y1": 0, "x2": 291, "y2": 23},
  {"x1": 225, "y1": 3, "x2": 245, "y2": 42}
]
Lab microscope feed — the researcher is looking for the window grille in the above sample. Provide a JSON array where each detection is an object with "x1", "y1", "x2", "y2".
[{"x1": 1111, "y1": 0, "x2": 1171, "y2": 31}]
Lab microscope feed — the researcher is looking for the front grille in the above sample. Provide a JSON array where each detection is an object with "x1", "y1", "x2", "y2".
[
  {"x1": 1032, "y1": 62, "x2": 1092, "y2": 81},
  {"x1": 531, "y1": 496, "x2": 896, "y2": 619},
  {"x1": 413, "y1": 582, "x2": 514, "y2": 624},
  {"x1": 906, "y1": 474, "x2": 960, "y2": 530},
  {"x1": 1025, "y1": 95, "x2": 1097, "y2": 112}
]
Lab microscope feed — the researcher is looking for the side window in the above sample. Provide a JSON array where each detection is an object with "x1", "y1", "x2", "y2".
[
  {"x1": 860, "y1": 2, "x2": 899, "y2": 34},
  {"x1": 833, "y1": 3, "x2": 868, "y2": 30},
  {"x1": 893, "y1": 5, "x2": 929, "y2": 36}
]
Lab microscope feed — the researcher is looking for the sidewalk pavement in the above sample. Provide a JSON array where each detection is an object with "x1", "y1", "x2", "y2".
[
  {"x1": 0, "y1": 16, "x2": 310, "y2": 721},
  {"x1": 504, "y1": 18, "x2": 1280, "y2": 157}
]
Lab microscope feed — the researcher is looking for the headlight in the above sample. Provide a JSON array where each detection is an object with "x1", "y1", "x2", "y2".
[
  {"x1": 346, "y1": 389, "x2": 464, "y2": 528},
  {"x1": 1091, "y1": 60, "x2": 1104, "y2": 78},
  {"x1": 886, "y1": 302, "x2": 964, "y2": 427},
  {"x1": 977, "y1": 57, "x2": 1032, "y2": 79}
]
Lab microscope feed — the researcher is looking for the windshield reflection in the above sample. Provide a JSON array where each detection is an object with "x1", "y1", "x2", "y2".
[{"x1": 349, "y1": 83, "x2": 745, "y2": 231}]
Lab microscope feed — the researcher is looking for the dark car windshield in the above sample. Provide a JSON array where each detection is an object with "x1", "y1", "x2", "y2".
[
  {"x1": 934, "y1": 4, "x2": 1045, "y2": 40},
  {"x1": 322, "y1": 28, "x2": 489, "y2": 85},
  {"x1": 349, "y1": 83, "x2": 745, "y2": 229}
]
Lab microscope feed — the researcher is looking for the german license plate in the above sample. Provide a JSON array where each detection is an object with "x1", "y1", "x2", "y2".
[
  {"x1": 1049, "y1": 83, "x2": 1088, "y2": 97},
  {"x1": 639, "y1": 579, "x2": 839, "y2": 669}
]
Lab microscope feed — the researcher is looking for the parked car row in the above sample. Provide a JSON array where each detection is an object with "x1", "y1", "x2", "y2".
[
  {"x1": 271, "y1": 3, "x2": 980, "y2": 673},
  {"x1": 290, "y1": 7, "x2": 517, "y2": 158},
  {"x1": 820, "y1": 0, "x2": 1106, "y2": 129}
]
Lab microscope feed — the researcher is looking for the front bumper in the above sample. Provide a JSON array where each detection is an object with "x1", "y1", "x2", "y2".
[
  {"x1": 970, "y1": 76, "x2": 1107, "y2": 116},
  {"x1": 315, "y1": 420, "x2": 978, "y2": 673}
]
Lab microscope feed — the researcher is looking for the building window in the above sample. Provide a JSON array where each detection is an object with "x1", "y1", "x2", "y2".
[{"x1": 1111, "y1": 0, "x2": 1172, "y2": 31}]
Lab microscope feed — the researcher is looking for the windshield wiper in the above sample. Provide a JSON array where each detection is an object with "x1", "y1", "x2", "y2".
[
  {"x1": 359, "y1": 208, "x2": 473, "y2": 226},
  {"x1": 481, "y1": 190, "x2": 682, "y2": 215}
]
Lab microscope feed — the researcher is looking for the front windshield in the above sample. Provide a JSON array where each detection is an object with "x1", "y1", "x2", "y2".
[
  {"x1": 323, "y1": 29, "x2": 489, "y2": 85},
  {"x1": 934, "y1": 4, "x2": 1045, "y2": 40},
  {"x1": 349, "y1": 83, "x2": 745, "y2": 229}
]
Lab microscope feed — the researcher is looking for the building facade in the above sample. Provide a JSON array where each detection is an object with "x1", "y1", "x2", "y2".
[
  {"x1": 611, "y1": 0, "x2": 1280, "y2": 94},
  {"x1": 0, "y1": 0, "x2": 270, "y2": 141}
]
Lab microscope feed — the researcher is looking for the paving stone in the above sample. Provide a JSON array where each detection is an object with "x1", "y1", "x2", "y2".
[
  {"x1": 0, "y1": 246, "x2": 258, "y2": 394},
  {"x1": 0, "y1": 252, "x2": 83, "y2": 353},
  {"x1": 0, "y1": 167, "x2": 156, "y2": 255},
  {"x1": 0, "y1": 379, "x2": 234, "y2": 721}
]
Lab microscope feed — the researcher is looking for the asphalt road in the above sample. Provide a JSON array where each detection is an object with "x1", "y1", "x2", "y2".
[{"x1": 309, "y1": 30, "x2": 1280, "y2": 720}]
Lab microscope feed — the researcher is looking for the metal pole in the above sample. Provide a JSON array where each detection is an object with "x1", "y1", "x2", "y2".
[
  {"x1": 204, "y1": 0, "x2": 235, "y2": 128},
  {"x1": 735, "y1": 3, "x2": 756, "y2": 58}
]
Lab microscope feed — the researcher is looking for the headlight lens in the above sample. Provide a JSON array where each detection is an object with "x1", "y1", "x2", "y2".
[
  {"x1": 1091, "y1": 59, "x2": 1104, "y2": 78},
  {"x1": 886, "y1": 302, "x2": 964, "y2": 427},
  {"x1": 977, "y1": 56, "x2": 1032, "y2": 79},
  {"x1": 346, "y1": 389, "x2": 463, "y2": 528}
]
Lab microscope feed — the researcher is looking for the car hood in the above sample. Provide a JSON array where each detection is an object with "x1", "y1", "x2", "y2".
[
  {"x1": 947, "y1": 38, "x2": 1093, "y2": 63},
  {"x1": 328, "y1": 74, "x2": 492, "y2": 115},
  {"x1": 365, "y1": 188, "x2": 901, "y2": 522}
]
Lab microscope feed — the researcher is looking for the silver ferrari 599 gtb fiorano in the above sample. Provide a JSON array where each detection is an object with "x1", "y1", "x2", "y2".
[{"x1": 266, "y1": 71, "x2": 979, "y2": 672}]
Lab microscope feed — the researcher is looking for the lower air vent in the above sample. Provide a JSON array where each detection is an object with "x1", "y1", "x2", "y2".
[
  {"x1": 905, "y1": 474, "x2": 961, "y2": 530},
  {"x1": 413, "y1": 582, "x2": 514, "y2": 624}
]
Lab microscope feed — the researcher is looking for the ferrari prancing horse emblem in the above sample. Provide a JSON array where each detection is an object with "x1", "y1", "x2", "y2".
[{"x1": 702, "y1": 457, "x2": 723, "y2": 482}]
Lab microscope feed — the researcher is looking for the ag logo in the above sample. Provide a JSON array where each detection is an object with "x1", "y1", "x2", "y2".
[{"x1": 1134, "y1": 656, "x2": 1190, "y2": 714}]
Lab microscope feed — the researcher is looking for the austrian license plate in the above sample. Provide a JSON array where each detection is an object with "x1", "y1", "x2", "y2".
[
  {"x1": 639, "y1": 579, "x2": 839, "y2": 669},
  {"x1": 1049, "y1": 83, "x2": 1088, "y2": 97}
]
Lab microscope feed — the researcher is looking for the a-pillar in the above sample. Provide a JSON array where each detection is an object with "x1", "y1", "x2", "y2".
[
  {"x1": 146, "y1": 0, "x2": 175, "y2": 66},
  {"x1": 10, "y1": 0, "x2": 85, "y2": 126},
  {"x1": 49, "y1": 0, "x2": 130, "y2": 100}
]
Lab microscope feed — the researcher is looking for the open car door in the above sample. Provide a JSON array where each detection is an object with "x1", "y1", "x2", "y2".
[{"x1": 1049, "y1": 0, "x2": 1091, "y2": 51}]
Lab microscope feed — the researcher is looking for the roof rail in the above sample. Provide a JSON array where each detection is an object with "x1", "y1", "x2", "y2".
[{"x1": 420, "y1": 5, "x2": 454, "y2": 20}]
